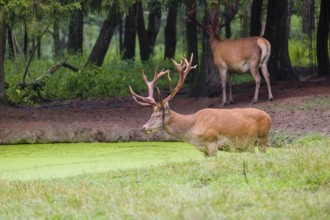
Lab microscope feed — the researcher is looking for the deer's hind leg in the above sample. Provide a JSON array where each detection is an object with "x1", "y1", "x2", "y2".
[
  {"x1": 250, "y1": 67, "x2": 262, "y2": 104},
  {"x1": 257, "y1": 136, "x2": 268, "y2": 153},
  {"x1": 260, "y1": 64, "x2": 273, "y2": 101}
]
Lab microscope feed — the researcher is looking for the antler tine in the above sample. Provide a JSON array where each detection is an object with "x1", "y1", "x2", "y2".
[
  {"x1": 152, "y1": 66, "x2": 169, "y2": 83},
  {"x1": 183, "y1": 53, "x2": 197, "y2": 76},
  {"x1": 129, "y1": 68, "x2": 170, "y2": 107},
  {"x1": 129, "y1": 85, "x2": 156, "y2": 107},
  {"x1": 163, "y1": 53, "x2": 197, "y2": 104}
]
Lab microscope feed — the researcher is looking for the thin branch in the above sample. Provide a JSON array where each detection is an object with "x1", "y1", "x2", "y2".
[{"x1": 12, "y1": 31, "x2": 32, "y2": 79}]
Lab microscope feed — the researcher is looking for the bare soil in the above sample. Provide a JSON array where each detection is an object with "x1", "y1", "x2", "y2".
[{"x1": 0, "y1": 77, "x2": 329, "y2": 144}]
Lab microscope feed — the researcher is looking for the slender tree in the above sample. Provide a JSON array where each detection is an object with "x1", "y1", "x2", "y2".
[
  {"x1": 316, "y1": 0, "x2": 329, "y2": 76},
  {"x1": 302, "y1": 0, "x2": 316, "y2": 35},
  {"x1": 0, "y1": 7, "x2": 7, "y2": 104},
  {"x1": 137, "y1": 1, "x2": 162, "y2": 61},
  {"x1": 264, "y1": 0, "x2": 293, "y2": 80},
  {"x1": 185, "y1": 0, "x2": 199, "y2": 86},
  {"x1": 67, "y1": 7, "x2": 84, "y2": 54},
  {"x1": 86, "y1": 4, "x2": 122, "y2": 66},
  {"x1": 250, "y1": 0, "x2": 263, "y2": 36},
  {"x1": 53, "y1": 21, "x2": 62, "y2": 57},
  {"x1": 164, "y1": 0, "x2": 178, "y2": 59},
  {"x1": 122, "y1": 2, "x2": 139, "y2": 60}
]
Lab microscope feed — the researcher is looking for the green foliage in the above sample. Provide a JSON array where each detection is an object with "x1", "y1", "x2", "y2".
[
  {"x1": 3, "y1": 0, "x2": 80, "y2": 25},
  {"x1": 288, "y1": 15, "x2": 317, "y2": 67},
  {"x1": 5, "y1": 56, "x2": 180, "y2": 104}
]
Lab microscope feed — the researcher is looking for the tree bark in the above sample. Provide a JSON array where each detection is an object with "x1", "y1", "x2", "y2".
[
  {"x1": 122, "y1": 2, "x2": 139, "y2": 60},
  {"x1": 185, "y1": 0, "x2": 199, "y2": 86},
  {"x1": 53, "y1": 21, "x2": 62, "y2": 58},
  {"x1": 86, "y1": 6, "x2": 122, "y2": 66},
  {"x1": 23, "y1": 23, "x2": 28, "y2": 56},
  {"x1": 137, "y1": 1, "x2": 162, "y2": 61},
  {"x1": 164, "y1": 1, "x2": 178, "y2": 59},
  {"x1": 250, "y1": 0, "x2": 263, "y2": 36},
  {"x1": 316, "y1": 0, "x2": 330, "y2": 76},
  {"x1": 264, "y1": 0, "x2": 293, "y2": 81},
  {"x1": 67, "y1": 8, "x2": 84, "y2": 54},
  {"x1": 0, "y1": 9, "x2": 7, "y2": 104},
  {"x1": 7, "y1": 26, "x2": 14, "y2": 58},
  {"x1": 302, "y1": 0, "x2": 316, "y2": 35}
]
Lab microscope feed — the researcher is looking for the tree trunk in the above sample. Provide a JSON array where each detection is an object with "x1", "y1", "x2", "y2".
[
  {"x1": 67, "y1": 8, "x2": 84, "y2": 54},
  {"x1": 53, "y1": 21, "x2": 62, "y2": 58},
  {"x1": 0, "y1": 9, "x2": 7, "y2": 104},
  {"x1": 239, "y1": 2, "x2": 250, "y2": 38},
  {"x1": 7, "y1": 26, "x2": 14, "y2": 58},
  {"x1": 122, "y1": 2, "x2": 139, "y2": 60},
  {"x1": 185, "y1": 1, "x2": 199, "y2": 86},
  {"x1": 24, "y1": 23, "x2": 28, "y2": 56},
  {"x1": 86, "y1": 6, "x2": 122, "y2": 66},
  {"x1": 302, "y1": 0, "x2": 316, "y2": 35},
  {"x1": 316, "y1": 0, "x2": 330, "y2": 76},
  {"x1": 264, "y1": 0, "x2": 293, "y2": 81},
  {"x1": 164, "y1": 1, "x2": 178, "y2": 59},
  {"x1": 250, "y1": 0, "x2": 263, "y2": 36},
  {"x1": 190, "y1": 28, "x2": 220, "y2": 97},
  {"x1": 137, "y1": 1, "x2": 162, "y2": 61},
  {"x1": 118, "y1": 17, "x2": 123, "y2": 54}
]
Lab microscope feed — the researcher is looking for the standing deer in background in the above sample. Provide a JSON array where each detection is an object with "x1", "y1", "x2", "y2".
[
  {"x1": 188, "y1": 0, "x2": 273, "y2": 105},
  {"x1": 129, "y1": 54, "x2": 271, "y2": 156}
]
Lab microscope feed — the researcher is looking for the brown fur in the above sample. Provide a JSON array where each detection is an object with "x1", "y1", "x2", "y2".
[
  {"x1": 161, "y1": 106, "x2": 271, "y2": 156},
  {"x1": 210, "y1": 35, "x2": 273, "y2": 105}
]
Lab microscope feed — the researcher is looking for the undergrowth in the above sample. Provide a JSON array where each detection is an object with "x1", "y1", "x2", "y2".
[{"x1": 4, "y1": 56, "x2": 178, "y2": 104}]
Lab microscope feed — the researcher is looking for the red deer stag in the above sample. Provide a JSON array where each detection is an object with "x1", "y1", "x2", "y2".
[
  {"x1": 129, "y1": 54, "x2": 271, "y2": 156},
  {"x1": 188, "y1": 0, "x2": 273, "y2": 105}
]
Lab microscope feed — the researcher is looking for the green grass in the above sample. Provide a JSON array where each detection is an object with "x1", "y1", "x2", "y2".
[
  {"x1": 0, "y1": 135, "x2": 330, "y2": 219},
  {"x1": 0, "y1": 142, "x2": 201, "y2": 180}
]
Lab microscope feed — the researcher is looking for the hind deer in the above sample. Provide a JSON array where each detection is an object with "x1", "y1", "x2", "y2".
[
  {"x1": 187, "y1": 0, "x2": 273, "y2": 105},
  {"x1": 129, "y1": 54, "x2": 271, "y2": 156}
]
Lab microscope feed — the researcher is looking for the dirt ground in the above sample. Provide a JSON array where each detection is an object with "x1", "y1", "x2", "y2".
[{"x1": 0, "y1": 77, "x2": 329, "y2": 144}]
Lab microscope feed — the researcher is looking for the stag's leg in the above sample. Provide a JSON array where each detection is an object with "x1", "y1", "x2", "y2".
[
  {"x1": 228, "y1": 72, "x2": 234, "y2": 104},
  {"x1": 206, "y1": 143, "x2": 218, "y2": 157},
  {"x1": 260, "y1": 64, "x2": 273, "y2": 101},
  {"x1": 218, "y1": 67, "x2": 228, "y2": 106},
  {"x1": 251, "y1": 67, "x2": 261, "y2": 104},
  {"x1": 258, "y1": 136, "x2": 268, "y2": 153}
]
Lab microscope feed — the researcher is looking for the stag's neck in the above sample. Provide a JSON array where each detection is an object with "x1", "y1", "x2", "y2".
[
  {"x1": 209, "y1": 33, "x2": 222, "y2": 52},
  {"x1": 164, "y1": 110, "x2": 195, "y2": 140}
]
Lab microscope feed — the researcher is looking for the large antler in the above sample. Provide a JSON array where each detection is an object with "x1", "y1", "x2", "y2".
[
  {"x1": 129, "y1": 68, "x2": 169, "y2": 107},
  {"x1": 162, "y1": 54, "x2": 197, "y2": 104}
]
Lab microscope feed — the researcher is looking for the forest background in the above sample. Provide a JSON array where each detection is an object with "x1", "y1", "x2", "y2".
[{"x1": 0, "y1": 0, "x2": 329, "y2": 105}]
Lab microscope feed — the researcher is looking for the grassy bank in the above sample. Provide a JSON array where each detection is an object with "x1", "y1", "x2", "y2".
[{"x1": 0, "y1": 135, "x2": 329, "y2": 219}]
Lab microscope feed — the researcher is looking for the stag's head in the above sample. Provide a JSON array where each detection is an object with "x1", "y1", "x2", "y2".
[{"x1": 129, "y1": 54, "x2": 197, "y2": 134}]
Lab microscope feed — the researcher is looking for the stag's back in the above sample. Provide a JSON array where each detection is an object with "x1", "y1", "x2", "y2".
[{"x1": 191, "y1": 108, "x2": 271, "y2": 150}]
